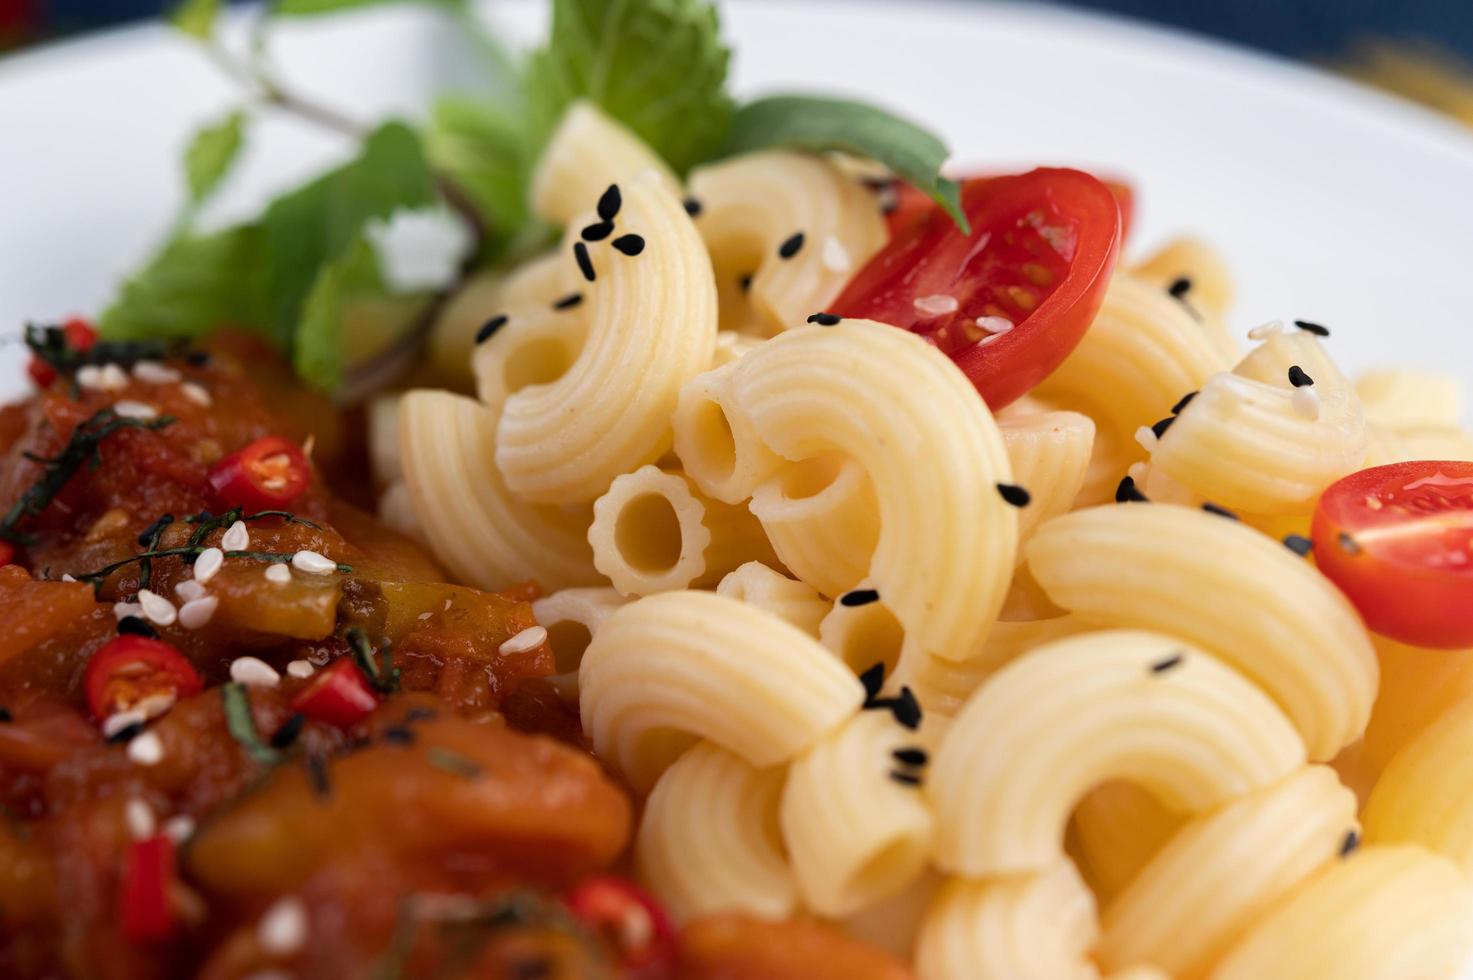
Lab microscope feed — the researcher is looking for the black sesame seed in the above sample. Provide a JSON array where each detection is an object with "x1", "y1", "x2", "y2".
[
  {"x1": 682, "y1": 197, "x2": 703, "y2": 217},
  {"x1": 1284, "y1": 534, "x2": 1313, "y2": 557},
  {"x1": 1288, "y1": 365, "x2": 1314, "y2": 388},
  {"x1": 106, "y1": 721, "x2": 146, "y2": 744},
  {"x1": 475, "y1": 314, "x2": 508, "y2": 345},
  {"x1": 889, "y1": 770, "x2": 923, "y2": 787},
  {"x1": 596, "y1": 184, "x2": 621, "y2": 221},
  {"x1": 840, "y1": 588, "x2": 880, "y2": 608},
  {"x1": 117, "y1": 616, "x2": 158, "y2": 639},
  {"x1": 611, "y1": 234, "x2": 646, "y2": 257},
  {"x1": 1339, "y1": 829, "x2": 1360, "y2": 857},
  {"x1": 859, "y1": 662, "x2": 886, "y2": 701},
  {"x1": 1202, "y1": 502, "x2": 1239, "y2": 520},
  {"x1": 1151, "y1": 416, "x2": 1176, "y2": 438},
  {"x1": 1171, "y1": 391, "x2": 1198, "y2": 415},
  {"x1": 185, "y1": 351, "x2": 211, "y2": 367},
  {"x1": 739, "y1": 273, "x2": 753, "y2": 293},
  {"x1": 573, "y1": 241, "x2": 596, "y2": 283},
  {"x1": 1150, "y1": 652, "x2": 1184, "y2": 674},
  {"x1": 552, "y1": 292, "x2": 583, "y2": 311},
  {"x1": 269, "y1": 712, "x2": 306, "y2": 749},
  {"x1": 892, "y1": 687, "x2": 922, "y2": 730},
  {"x1": 580, "y1": 221, "x2": 614, "y2": 242},
  {"x1": 997, "y1": 483, "x2": 1031, "y2": 507},
  {"x1": 137, "y1": 514, "x2": 174, "y2": 547},
  {"x1": 892, "y1": 747, "x2": 929, "y2": 766},
  {"x1": 1167, "y1": 276, "x2": 1193, "y2": 299},
  {"x1": 404, "y1": 706, "x2": 438, "y2": 724},
  {"x1": 778, "y1": 232, "x2": 805, "y2": 259},
  {"x1": 1115, "y1": 475, "x2": 1149, "y2": 503},
  {"x1": 0, "y1": 707, "x2": 10, "y2": 723},
  {"x1": 1338, "y1": 531, "x2": 1362, "y2": 555},
  {"x1": 807, "y1": 313, "x2": 842, "y2": 326},
  {"x1": 383, "y1": 725, "x2": 416, "y2": 746},
  {"x1": 1294, "y1": 320, "x2": 1330, "y2": 337},
  {"x1": 306, "y1": 753, "x2": 332, "y2": 800}
]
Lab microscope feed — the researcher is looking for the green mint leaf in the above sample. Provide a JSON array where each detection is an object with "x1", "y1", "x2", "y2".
[
  {"x1": 169, "y1": 0, "x2": 220, "y2": 39},
  {"x1": 274, "y1": 0, "x2": 464, "y2": 15},
  {"x1": 101, "y1": 224, "x2": 272, "y2": 341},
  {"x1": 262, "y1": 121, "x2": 436, "y2": 353},
  {"x1": 184, "y1": 109, "x2": 247, "y2": 205},
  {"x1": 527, "y1": 0, "x2": 733, "y2": 174},
  {"x1": 725, "y1": 95, "x2": 968, "y2": 232},
  {"x1": 292, "y1": 243, "x2": 355, "y2": 389},
  {"x1": 425, "y1": 96, "x2": 534, "y2": 261}
]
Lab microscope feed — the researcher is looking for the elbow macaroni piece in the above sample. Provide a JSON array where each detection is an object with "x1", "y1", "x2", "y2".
[
  {"x1": 927, "y1": 629, "x2": 1305, "y2": 876},
  {"x1": 749, "y1": 455, "x2": 881, "y2": 599},
  {"x1": 724, "y1": 320, "x2": 1018, "y2": 663},
  {"x1": 1208, "y1": 845, "x2": 1473, "y2": 980},
  {"x1": 579, "y1": 590, "x2": 863, "y2": 792},
  {"x1": 1363, "y1": 701, "x2": 1473, "y2": 871},
  {"x1": 1100, "y1": 766, "x2": 1357, "y2": 979},
  {"x1": 716, "y1": 562, "x2": 829, "y2": 637},
  {"x1": 430, "y1": 255, "x2": 570, "y2": 390},
  {"x1": 818, "y1": 590, "x2": 908, "y2": 679},
  {"x1": 1069, "y1": 781, "x2": 1183, "y2": 905},
  {"x1": 637, "y1": 741, "x2": 797, "y2": 924},
  {"x1": 588, "y1": 465, "x2": 777, "y2": 596},
  {"x1": 397, "y1": 390, "x2": 598, "y2": 591},
  {"x1": 1362, "y1": 637, "x2": 1473, "y2": 773},
  {"x1": 915, "y1": 861, "x2": 1099, "y2": 980},
  {"x1": 1355, "y1": 368, "x2": 1462, "y2": 429},
  {"x1": 529, "y1": 101, "x2": 679, "y2": 226},
  {"x1": 1025, "y1": 504, "x2": 1378, "y2": 761},
  {"x1": 1128, "y1": 236, "x2": 1239, "y2": 363},
  {"x1": 375, "y1": 480, "x2": 424, "y2": 544},
  {"x1": 998, "y1": 409, "x2": 1096, "y2": 550},
  {"x1": 495, "y1": 171, "x2": 718, "y2": 503},
  {"x1": 1148, "y1": 330, "x2": 1367, "y2": 514},
  {"x1": 531, "y1": 587, "x2": 628, "y2": 695},
  {"x1": 367, "y1": 393, "x2": 403, "y2": 485},
  {"x1": 687, "y1": 150, "x2": 886, "y2": 335},
  {"x1": 671, "y1": 360, "x2": 785, "y2": 504},
  {"x1": 780, "y1": 710, "x2": 936, "y2": 917}
]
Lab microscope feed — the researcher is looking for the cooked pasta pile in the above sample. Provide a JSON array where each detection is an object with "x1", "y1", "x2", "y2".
[{"x1": 391, "y1": 101, "x2": 1473, "y2": 978}]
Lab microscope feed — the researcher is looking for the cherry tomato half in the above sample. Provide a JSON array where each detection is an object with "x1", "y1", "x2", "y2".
[
  {"x1": 832, "y1": 169, "x2": 1122, "y2": 410},
  {"x1": 290, "y1": 658, "x2": 380, "y2": 728},
  {"x1": 84, "y1": 635, "x2": 203, "y2": 721},
  {"x1": 885, "y1": 175, "x2": 1135, "y2": 245},
  {"x1": 563, "y1": 875, "x2": 677, "y2": 976},
  {"x1": 207, "y1": 436, "x2": 312, "y2": 512},
  {"x1": 27, "y1": 317, "x2": 99, "y2": 388},
  {"x1": 1312, "y1": 461, "x2": 1473, "y2": 648},
  {"x1": 120, "y1": 835, "x2": 178, "y2": 943}
]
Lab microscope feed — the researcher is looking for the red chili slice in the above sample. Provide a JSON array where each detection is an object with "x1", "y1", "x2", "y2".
[
  {"x1": 27, "y1": 317, "x2": 99, "y2": 388},
  {"x1": 290, "y1": 658, "x2": 380, "y2": 728},
  {"x1": 564, "y1": 875, "x2": 677, "y2": 975},
  {"x1": 83, "y1": 635, "x2": 203, "y2": 721},
  {"x1": 120, "y1": 835, "x2": 178, "y2": 943},
  {"x1": 206, "y1": 436, "x2": 312, "y2": 512}
]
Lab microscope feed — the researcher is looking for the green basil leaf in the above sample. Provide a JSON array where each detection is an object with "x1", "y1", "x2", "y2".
[
  {"x1": 169, "y1": 0, "x2": 220, "y2": 39},
  {"x1": 184, "y1": 109, "x2": 247, "y2": 205},
  {"x1": 274, "y1": 0, "x2": 464, "y2": 15},
  {"x1": 726, "y1": 94, "x2": 968, "y2": 232},
  {"x1": 526, "y1": 0, "x2": 733, "y2": 174},
  {"x1": 425, "y1": 96, "x2": 535, "y2": 261}
]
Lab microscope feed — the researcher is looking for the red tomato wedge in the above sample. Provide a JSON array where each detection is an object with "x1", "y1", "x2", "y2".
[
  {"x1": 207, "y1": 436, "x2": 312, "y2": 512},
  {"x1": 84, "y1": 635, "x2": 203, "y2": 721},
  {"x1": 1312, "y1": 461, "x2": 1473, "y2": 648},
  {"x1": 833, "y1": 169, "x2": 1123, "y2": 409}
]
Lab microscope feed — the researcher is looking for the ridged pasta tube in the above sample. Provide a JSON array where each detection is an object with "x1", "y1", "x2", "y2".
[
  {"x1": 1356, "y1": 368, "x2": 1462, "y2": 428},
  {"x1": 636, "y1": 741, "x2": 796, "y2": 924},
  {"x1": 397, "y1": 390, "x2": 598, "y2": 591},
  {"x1": 998, "y1": 409, "x2": 1095, "y2": 550},
  {"x1": 431, "y1": 254, "x2": 569, "y2": 390},
  {"x1": 1208, "y1": 845, "x2": 1473, "y2": 980},
  {"x1": 529, "y1": 101, "x2": 679, "y2": 226},
  {"x1": 1363, "y1": 702, "x2": 1473, "y2": 870},
  {"x1": 716, "y1": 562, "x2": 829, "y2": 637},
  {"x1": 749, "y1": 455, "x2": 880, "y2": 599},
  {"x1": 472, "y1": 299, "x2": 588, "y2": 416},
  {"x1": 687, "y1": 150, "x2": 886, "y2": 335},
  {"x1": 671, "y1": 360, "x2": 784, "y2": 504},
  {"x1": 1069, "y1": 781, "x2": 1183, "y2": 904},
  {"x1": 496, "y1": 171, "x2": 718, "y2": 503},
  {"x1": 928, "y1": 629, "x2": 1305, "y2": 876},
  {"x1": 588, "y1": 465, "x2": 777, "y2": 596},
  {"x1": 1362, "y1": 637, "x2": 1473, "y2": 773},
  {"x1": 1100, "y1": 766, "x2": 1357, "y2": 979},
  {"x1": 1128, "y1": 236, "x2": 1239, "y2": 363},
  {"x1": 1026, "y1": 504, "x2": 1378, "y2": 761},
  {"x1": 530, "y1": 587, "x2": 627, "y2": 696},
  {"x1": 579, "y1": 590, "x2": 864, "y2": 792},
  {"x1": 725, "y1": 320, "x2": 1017, "y2": 663},
  {"x1": 818, "y1": 589, "x2": 907, "y2": 678},
  {"x1": 780, "y1": 710, "x2": 936, "y2": 917},
  {"x1": 367, "y1": 393, "x2": 403, "y2": 485},
  {"x1": 914, "y1": 861, "x2": 1099, "y2": 980}
]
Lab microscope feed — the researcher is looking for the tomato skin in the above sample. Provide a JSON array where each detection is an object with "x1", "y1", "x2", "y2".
[
  {"x1": 120, "y1": 835, "x2": 178, "y2": 943},
  {"x1": 563, "y1": 875, "x2": 677, "y2": 975},
  {"x1": 83, "y1": 635, "x2": 204, "y2": 721},
  {"x1": 206, "y1": 436, "x2": 311, "y2": 512},
  {"x1": 290, "y1": 658, "x2": 380, "y2": 728},
  {"x1": 0, "y1": 541, "x2": 13, "y2": 567},
  {"x1": 832, "y1": 168, "x2": 1122, "y2": 410},
  {"x1": 1312, "y1": 461, "x2": 1473, "y2": 649}
]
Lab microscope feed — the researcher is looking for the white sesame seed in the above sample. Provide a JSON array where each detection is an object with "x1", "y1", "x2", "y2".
[
  {"x1": 285, "y1": 660, "x2": 315, "y2": 679},
  {"x1": 258, "y1": 897, "x2": 309, "y2": 956},
  {"x1": 1291, "y1": 385, "x2": 1322, "y2": 421},
  {"x1": 98, "y1": 364, "x2": 129, "y2": 391},
  {"x1": 1134, "y1": 425, "x2": 1160, "y2": 454},
  {"x1": 113, "y1": 601, "x2": 144, "y2": 620},
  {"x1": 127, "y1": 731, "x2": 164, "y2": 766},
  {"x1": 221, "y1": 520, "x2": 249, "y2": 552},
  {"x1": 113, "y1": 400, "x2": 158, "y2": 420},
  {"x1": 499, "y1": 625, "x2": 549, "y2": 656},
  {"x1": 136, "y1": 589, "x2": 176, "y2": 627},
  {"x1": 193, "y1": 547, "x2": 223, "y2": 584},
  {"x1": 820, "y1": 236, "x2": 852, "y2": 274},
  {"x1": 178, "y1": 595, "x2": 219, "y2": 630},
  {"x1": 77, "y1": 365, "x2": 104, "y2": 390},
  {"x1": 162, "y1": 814, "x2": 196, "y2": 843},
  {"x1": 61, "y1": 573, "x2": 76, "y2": 583},
  {"x1": 124, "y1": 798, "x2": 155, "y2": 840},
  {"x1": 417, "y1": 611, "x2": 432, "y2": 621},
  {"x1": 1247, "y1": 320, "x2": 1284, "y2": 341},
  {"x1": 1127, "y1": 461, "x2": 1151, "y2": 484},
  {"x1": 230, "y1": 656, "x2": 280, "y2": 688},
  {"x1": 976, "y1": 316, "x2": 1014, "y2": 335},
  {"x1": 291, "y1": 550, "x2": 337, "y2": 575},
  {"x1": 265, "y1": 563, "x2": 292, "y2": 585},
  {"x1": 102, "y1": 709, "x2": 147, "y2": 739},
  {"x1": 913, "y1": 294, "x2": 960, "y2": 317},
  {"x1": 132, "y1": 361, "x2": 181, "y2": 385},
  {"x1": 174, "y1": 579, "x2": 206, "y2": 602},
  {"x1": 181, "y1": 382, "x2": 212, "y2": 407}
]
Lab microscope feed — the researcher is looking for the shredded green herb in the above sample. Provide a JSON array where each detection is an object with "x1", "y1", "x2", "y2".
[
  {"x1": 346, "y1": 627, "x2": 400, "y2": 694},
  {"x1": 24, "y1": 324, "x2": 191, "y2": 389},
  {"x1": 185, "y1": 507, "x2": 321, "y2": 547},
  {"x1": 221, "y1": 682, "x2": 282, "y2": 766},
  {"x1": 426, "y1": 747, "x2": 482, "y2": 780}
]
